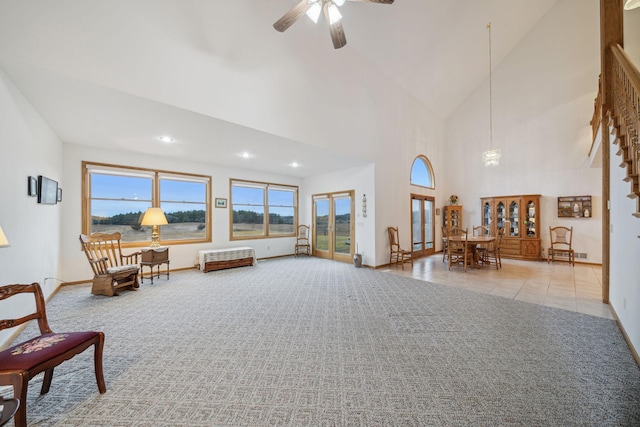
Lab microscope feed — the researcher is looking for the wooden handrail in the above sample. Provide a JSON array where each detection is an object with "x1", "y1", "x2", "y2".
[
  {"x1": 609, "y1": 43, "x2": 640, "y2": 215},
  {"x1": 589, "y1": 75, "x2": 602, "y2": 155}
]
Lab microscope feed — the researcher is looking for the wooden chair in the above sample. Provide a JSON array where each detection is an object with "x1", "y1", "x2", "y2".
[
  {"x1": 484, "y1": 226, "x2": 504, "y2": 270},
  {"x1": 79, "y1": 232, "x2": 141, "y2": 296},
  {"x1": 0, "y1": 283, "x2": 106, "y2": 427},
  {"x1": 442, "y1": 226, "x2": 449, "y2": 262},
  {"x1": 294, "y1": 225, "x2": 311, "y2": 257},
  {"x1": 0, "y1": 396, "x2": 19, "y2": 427},
  {"x1": 473, "y1": 225, "x2": 491, "y2": 264},
  {"x1": 548, "y1": 226, "x2": 574, "y2": 266},
  {"x1": 447, "y1": 228, "x2": 473, "y2": 272},
  {"x1": 387, "y1": 226, "x2": 413, "y2": 269}
]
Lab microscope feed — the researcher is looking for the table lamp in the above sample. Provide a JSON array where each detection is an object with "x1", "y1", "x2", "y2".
[
  {"x1": 0, "y1": 225, "x2": 9, "y2": 248},
  {"x1": 140, "y1": 207, "x2": 168, "y2": 247}
]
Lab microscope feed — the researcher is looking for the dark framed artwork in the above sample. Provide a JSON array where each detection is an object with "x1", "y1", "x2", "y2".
[{"x1": 28, "y1": 176, "x2": 38, "y2": 197}]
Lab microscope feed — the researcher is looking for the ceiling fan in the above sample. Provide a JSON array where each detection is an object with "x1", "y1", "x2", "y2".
[{"x1": 273, "y1": 0, "x2": 394, "y2": 49}]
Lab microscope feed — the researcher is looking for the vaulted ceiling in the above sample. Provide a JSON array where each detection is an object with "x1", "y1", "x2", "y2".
[{"x1": 0, "y1": 0, "x2": 559, "y2": 177}]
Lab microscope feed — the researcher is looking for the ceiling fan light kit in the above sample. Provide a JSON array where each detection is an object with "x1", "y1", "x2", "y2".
[{"x1": 274, "y1": 0, "x2": 394, "y2": 49}]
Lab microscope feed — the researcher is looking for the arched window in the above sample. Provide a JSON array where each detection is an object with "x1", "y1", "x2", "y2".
[{"x1": 410, "y1": 155, "x2": 435, "y2": 189}]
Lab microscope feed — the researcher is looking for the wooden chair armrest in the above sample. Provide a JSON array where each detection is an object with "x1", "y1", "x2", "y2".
[
  {"x1": 122, "y1": 251, "x2": 141, "y2": 263},
  {"x1": 89, "y1": 257, "x2": 110, "y2": 275}
]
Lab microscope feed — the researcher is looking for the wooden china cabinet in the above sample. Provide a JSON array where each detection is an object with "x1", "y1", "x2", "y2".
[
  {"x1": 443, "y1": 205, "x2": 462, "y2": 231},
  {"x1": 481, "y1": 194, "x2": 542, "y2": 260}
]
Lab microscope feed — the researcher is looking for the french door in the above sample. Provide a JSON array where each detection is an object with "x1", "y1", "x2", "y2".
[
  {"x1": 411, "y1": 194, "x2": 435, "y2": 258},
  {"x1": 313, "y1": 191, "x2": 354, "y2": 263}
]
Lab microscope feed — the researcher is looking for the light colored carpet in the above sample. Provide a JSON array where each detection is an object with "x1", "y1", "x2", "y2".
[{"x1": 11, "y1": 257, "x2": 640, "y2": 426}]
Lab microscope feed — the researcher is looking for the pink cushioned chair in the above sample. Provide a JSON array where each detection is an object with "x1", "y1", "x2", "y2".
[{"x1": 0, "y1": 283, "x2": 106, "y2": 427}]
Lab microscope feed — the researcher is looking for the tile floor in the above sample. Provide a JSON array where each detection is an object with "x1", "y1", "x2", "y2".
[{"x1": 383, "y1": 254, "x2": 613, "y2": 319}]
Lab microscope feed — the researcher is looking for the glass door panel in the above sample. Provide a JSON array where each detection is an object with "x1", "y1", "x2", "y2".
[
  {"x1": 525, "y1": 200, "x2": 536, "y2": 237},
  {"x1": 313, "y1": 191, "x2": 354, "y2": 263},
  {"x1": 314, "y1": 198, "x2": 330, "y2": 254},
  {"x1": 483, "y1": 201, "x2": 492, "y2": 230},
  {"x1": 411, "y1": 195, "x2": 435, "y2": 258},
  {"x1": 496, "y1": 201, "x2": 506, "y2": 230},
  {"x1": 424, "y1": 199, "x2": 433, "y2": 250},
  {"x1": 333, "y1": 195, "x2": 352, "y2": 261},
  {"x1": 412, "y1": 199, "x2": 422, "y2": 252},
  {"x1": 509, "y1": 201, "x2": 519, "y2": 237}
]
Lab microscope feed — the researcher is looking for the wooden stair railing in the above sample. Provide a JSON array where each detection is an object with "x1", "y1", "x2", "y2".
[
  {"x1": 608, "y1": 44, "x2": 640, "y2": 217},
  {"x1": 590, "y1": 75, "x2": 602, "y2": 146}
]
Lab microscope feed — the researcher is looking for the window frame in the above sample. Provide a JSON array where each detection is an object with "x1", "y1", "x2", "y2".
[
  {"x1": 229, "y1": 178, "x2": 298, "y2": 240},
  {"x1": 82, "y1": 161, "x2": 212, "y2": 248},
  {"x1": 410, "y1": 155, "x2": 436, "y2": 189}
]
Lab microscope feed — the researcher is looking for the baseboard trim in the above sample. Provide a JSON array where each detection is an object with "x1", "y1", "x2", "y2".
[
  {"x1": 63, "y1": 266, "x2": 198, "y2": 286},
  {"x1": 609, "y1": 304, "x2": 640, "y2": 368}
]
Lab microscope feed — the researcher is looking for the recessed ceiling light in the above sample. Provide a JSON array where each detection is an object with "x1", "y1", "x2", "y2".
[
  {"x1": 290, "y1": 162, "x2": 300, "y2": 168},
  {"x1": 158, "y1": 136, "x2": 175, "y2": 143},
  {"x1": 239, "y1": 152, "x2": 253, "y2": 159}
]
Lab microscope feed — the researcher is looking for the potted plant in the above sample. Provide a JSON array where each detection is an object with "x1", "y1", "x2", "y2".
[{"x1": 449, "y1": 194, "x2": 459, "y2": 205}]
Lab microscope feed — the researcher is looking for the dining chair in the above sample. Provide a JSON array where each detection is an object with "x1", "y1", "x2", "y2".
[
  {"x1": 484, "y1": 226, "x2": 504, "y2": 269},
  {"x1": 0, "y1": 283, "x2": 106, "y2": 427},
  {"x1": 548, "y1": 226, "x2": 574, "y2": 266},
  {"x1": 472, "y1": 225, "x2": 491, "y2": 265},
  {"x1": 387, "y1": 226, "x2": 413, "y2": 269},
  {"x1": 447, "y1": 228, "x2": 473, "y2": 272},
  {"x1": 441, "y1": 226, "x2": 449, "y2": 263}
]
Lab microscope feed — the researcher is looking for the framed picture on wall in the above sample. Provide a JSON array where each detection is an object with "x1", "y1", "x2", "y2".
[{"x1": 215, "y1": 198, "x2": 227, "y2": 208}]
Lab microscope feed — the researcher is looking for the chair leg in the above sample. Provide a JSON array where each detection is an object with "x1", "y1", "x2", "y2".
[
  {"x1": 94, "y1": 334, "x2": 107, "y2": 394},
  {"x1": 41, "y1": 368, "x2": 54, "y2": 394},
  {"x1": 8, "y1": 373, "x2": 28, "y2": 427}
]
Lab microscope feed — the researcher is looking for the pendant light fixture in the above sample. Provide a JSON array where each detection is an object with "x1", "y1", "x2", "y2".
[{"x1": 482, "y1": 22, "x2": 501, "y2": 167}]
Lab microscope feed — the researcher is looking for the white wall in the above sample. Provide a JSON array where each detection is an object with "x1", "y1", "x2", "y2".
[
  {"x1": 0, "y1": 68, "x2": 63, "y2": 347},
  {"x1": 608, "y1": 126, "x2": 640, "y2": 357},
  {"x1": 625, "y1": 6, "x2": 640, "y2": 65},
  {"x1": 61, "y1": 144, "x2": 303, "y2": 283},
  {"x1": 444, "y1": 0, "x2": 602, "y2": 263},
  {"x1": 302, "y1": 164, "x2": 376, "y2": 266}
]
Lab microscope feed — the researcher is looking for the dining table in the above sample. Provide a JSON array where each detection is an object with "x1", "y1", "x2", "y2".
[{"x1": 445, "y1": 235, "x2": 496, "y2": 268}]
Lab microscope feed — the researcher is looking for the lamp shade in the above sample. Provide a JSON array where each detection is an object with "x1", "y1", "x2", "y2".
[
  {"x1": 141, "y1": 207, "x2": 168, "y2": 226},
  {"x1": 0, "y1": 225, "x2": 9, "y2": 248},
  {"x1": 624, "y1": 0, "x2": 640, "y2": 10}
]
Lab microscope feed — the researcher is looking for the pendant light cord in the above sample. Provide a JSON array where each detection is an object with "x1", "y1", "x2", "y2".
[{"x1": 487, "y1": 22, "x2": 493, "y2": 149}]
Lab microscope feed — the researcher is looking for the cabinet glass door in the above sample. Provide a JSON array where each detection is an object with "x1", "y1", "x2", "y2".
[
  {"x1": 525, "y1": 199, "x2": 537, "y2": 237},
  {"x1": 451, "y1": 209, "x2": 460, "y2": 229},
  {"x1": 483, "y1": 201, "x2": 492, "y2": 230},
  {"x1": 509, "y1": 201, "x2": 519, "y2": 237},
  {"x1": 496, "y1": 201, "x2": 506, "y2": 230}
]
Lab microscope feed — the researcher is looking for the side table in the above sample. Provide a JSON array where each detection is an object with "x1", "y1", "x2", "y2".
[{"x1": 140, "y1": 247, "x2": 170, "y2": 284}]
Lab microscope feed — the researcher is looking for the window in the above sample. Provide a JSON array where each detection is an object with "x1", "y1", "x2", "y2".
[
  {"x1": 231, "y1": 179, "x2": 297, "y2": 239},
  {"x1": 83, "y1": 162, "x2": 211, "y2": 246},
  {"x1": 410, "y1": 155, "x2": 435, "y2": 188}
]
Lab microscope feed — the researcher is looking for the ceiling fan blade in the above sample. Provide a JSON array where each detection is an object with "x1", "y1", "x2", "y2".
[
  {"x1": 324, "y1": 3, "x2": 347, "y2": 49},
  {"x1": 346, "y1": 0, "x2": 394, "y2": 4},
  {"x1": 273, "y1": 0, "x2": 312, "y2": 32}
]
